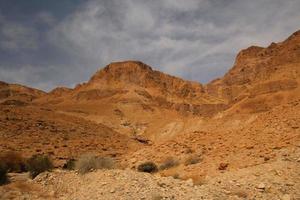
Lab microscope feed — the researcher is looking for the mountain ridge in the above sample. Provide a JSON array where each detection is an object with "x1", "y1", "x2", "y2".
[
  {"x1": 1, "y1": 30, "x2": 299, "y2": 200},
  {"x1": 1, "y1": 30, "x2": 299, "y2": 139}
]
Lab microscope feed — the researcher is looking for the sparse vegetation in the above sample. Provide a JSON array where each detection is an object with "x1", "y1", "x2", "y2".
[
  {"x1": 63, "y1": 158, "x2": 76, "y2": 170},
  {"x1": 184, "y1": 154, "x2": 202, "y2": 166},
  {"x1": 0, "y1": 151, "x2": 27, "y2": 172},
  {"x1": 137, "y1": 161, "x2": 158, "y2": 173},
  {"x1": 0, "y1": 164, "x2": 8, "y2": 185},
  {"x1": 26, "y1": 154, "x2": 53, "y2": 178},
  {"x1": 172, "y1": 173, "x2": 180, "y2": 179},
  {"x1": 75, "y1": 154, "x2": 114, "y2": 174},
  {"x1": 159, "y1": 157, "x2": 179, "y2": 170}
]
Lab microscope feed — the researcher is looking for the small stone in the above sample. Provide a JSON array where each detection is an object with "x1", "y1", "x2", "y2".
[
  {"x1": 274, "y1": 170, "x2": 282, "y2": 176},
  {"x1": 285, "y1": 182, "x2": 294, "y2": 186},
  {"x1": 264, "y1": 156, "x2": 270, "y2": 161},
  {"x1": 49, "y1": 191, "x2": 55, "y2": 196},
  {"x1": 218, "y1": 163, "x2": 229, "y2": 170},
  {"x1": 281, "y1": 194, "x2": 291, "y2": 200},
  {"x1": 257, "y1": 183, "x2": 265, "y2": 190},
  {"x1": 254, "y1": 172, "x2": 260, "y2": 177},
  {"x1": 131, "y1": 158, "x2": 137, "y2": 163},
  {"x1": 224, "y1": 190, "x2": 231, "y2": 194},
  {"x1": 186, "y1": 179, "x2": 194, "y2": 187}
]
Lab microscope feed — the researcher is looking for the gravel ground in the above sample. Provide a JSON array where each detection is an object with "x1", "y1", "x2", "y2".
[
  {"x1": 32, "y1": 147, "x2": 299, "y2": 200},
  {"x1": 1, "y1": 147, "x2": 299, "y2": 200}
]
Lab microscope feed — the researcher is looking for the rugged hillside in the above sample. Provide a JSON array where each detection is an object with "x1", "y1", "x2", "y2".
[
  {"x1": 0, "y1": 104, "x2": 143, "y2": 167},
  {"x1": 32, "y1": 30, "x2": 300, "y2": 141},
  {"x1": 35, "y1": 61, "x2": 227, "y2": 140},
  {"x1": 38, "y1": 60, "x2": 225, "y2": 113},
  {"x1": 206, "y1": 30, "x2": 300, "y2": 114},
  {"x1": 1, "y1": 30, "x2": 299, "y2": 142},
  {"x1": 0, "y1": 81, "x2": 45, "y2": 105},
  {"x1": 123, "y1": 99, "x2": 300, "y2": 177}
]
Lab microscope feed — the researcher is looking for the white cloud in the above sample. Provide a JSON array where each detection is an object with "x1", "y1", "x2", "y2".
[{"x1": 49, "y1": 0, "x2": 300, "y2": 80}]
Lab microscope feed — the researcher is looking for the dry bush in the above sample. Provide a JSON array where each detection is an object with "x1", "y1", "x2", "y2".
[
  {"x1": 172, "y1": 173, "x2": 180, "y2": 179},
  {"x1": 63, "y1": 158, "x2": 76, "y2": 170},
  {"x1": 26, "y1": 154, "x2": 53, "y2": 179},
  {"x1": 75, "y1": 154, "x2": 114, "y2": 174},
  {"x1": 137, "y1": 162, "x2": 158, "y2": 173},
  {"x1": 184, "y1": 154, "x2": 202, "y2": 166},
  {"x1": 0, "y1": 164, "x2": 8, "y2": 185},
  {"x1": 0, "y1": 151, "x2": 26, "y2": 172},
  {"x1": 159, "y1": 157, "x2": 179, "y2": 170}
]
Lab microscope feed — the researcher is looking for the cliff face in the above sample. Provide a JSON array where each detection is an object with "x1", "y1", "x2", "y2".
[
  {"x1": 205, "y1": 30, "x2": 300, "y2": 113},
  {"x1": 223, "y1": 30, "x2": 300, "y2": 86},
  {"x1": 38, "y1": 60, "x2": 225, "y2": 117},
  {"x1": 85, "y1": 60, "x2": 205, "y2": 101}
]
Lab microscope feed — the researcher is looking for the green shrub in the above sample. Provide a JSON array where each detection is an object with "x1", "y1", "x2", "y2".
[
  {"x1": 159, "y1": 157, "x2": 179, "y2": 170},
  {"x1": 75, "y1": 154, "x2": 114, "y2": 174},
  {"x1": 0, "y1": 151, "x2": 27, "y2": 172},
  {"x1": 26, "y1": 154, "x2": 53, "y2": 178},
  {"x1": 137, "y1": 162, "x2": 158, "y2": 173},
  {"x1": 63, "y1": 158, "x2": 76, "y2": 170}
]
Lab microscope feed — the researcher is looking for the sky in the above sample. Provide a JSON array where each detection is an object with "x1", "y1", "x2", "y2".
[{"x1": 0, "y1": 0, "x2": 299, "y2": 91}]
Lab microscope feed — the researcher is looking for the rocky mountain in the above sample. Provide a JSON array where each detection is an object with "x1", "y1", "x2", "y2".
[
  {"x1": 30, "y1": 30, "x2": 300, "y2": 140},
  {"x1": 0, "y1": 30, "x2": 297, "y2": 143},
  {"x1": 38, "y1": 30, "x2": 300, "y2": 115},
  {"x1": 34, "y1": 61, "x2": 226, "y2": 140},
  {"x1": 38, "y1": 60, "x2": 225, "y2": 115},
  {"x1": 0, "y1": 30, "x2": 299, "y2": 161},
  {"x1": 206, "y1": 30, "x2": 300, "y2": 113},
  {"x1": 1, "y1": 30, "x2": 299, "y2": 200},
  {"x1": 0, "y1": 81, "x2": 45, "y2": 106}
]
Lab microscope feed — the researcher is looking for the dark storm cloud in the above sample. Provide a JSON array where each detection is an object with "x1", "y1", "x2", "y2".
[{"x1": 0, "y1": 0, "x2": 299, "y2": 91}]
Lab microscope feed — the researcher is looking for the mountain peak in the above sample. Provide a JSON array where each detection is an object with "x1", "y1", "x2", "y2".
[
  {"x1": 73, "y1": 60, "x2": 207, "y2": 103},
  {"x1": 104, "y1": 60, "x2": 153, "y2": 71},
  {"x1": 285, "y1": 29, "x2": 300, "y2": 41},
  {"x1": 88, "y1": 60, "x2": 153, "y2": 84},
  {"x1": 99, "y1": 60, "x2": 153, "y2": 76}
]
